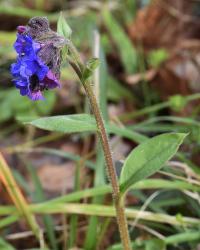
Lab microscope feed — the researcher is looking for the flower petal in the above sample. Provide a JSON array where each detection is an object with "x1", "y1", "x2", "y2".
[
  {"x1": 43, "y1": 70, "x2": 60, "y2": 89},
  {"x1": 11, "y1": 61, "x2": 21, "y2": 77},
  {"x1": 11, "y1": 31, "x2": 60, "y2": 101},
  {"x1": 14, "y1": 78, "x2": 28, "y2": 87},
  {"x1": 20, "y1": 87, "x2": 28, "y2": 96},
  {"x1": 28, "y1": 90, "x2": 44, "y2": 101}
]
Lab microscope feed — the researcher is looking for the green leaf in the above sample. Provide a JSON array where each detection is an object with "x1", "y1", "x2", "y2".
[
  {"x1": 57, "y1": 12, "x2": 72, "y2": 38},
  {"x1": 35, "y1": 91, "x2": 56, "y2": 115},
  {"x1": 0, "y1": 99, "x2": 12, "y2": 122},
  {"x1": 145, "y1": 239, "x2": 166, "y2": 250},
  {"x1": 0, "y1": 89, "x2": 55, "y2": 124},
  {"x1": 23, "y1": 114, "x2": 147, "y2": 144},
  {"x1": 86, "y1": 58, "x2": 100, "y2": 72},
  {"x1": 120, "y1": 133, "x2": 187, "y2": 194},
  {"x1": 102, "y1": 10, "x2": 137, "y2": 74},
  {"x1": 26, "y1": 114, "x2": 96, "y2": 133},
  {"x1": 108, "y1": 124, "x2": 147, "y2": 143},
  {"x1": 82, "y1": 58, "x2": 100, "y2": 81},
  {"x1": 107, "y1": 76, "x2": 133, "y2": 102},
  {"x1": 0, "y1": 237, "x2": 15, "y2": 250},
  {"x1": 165, "y1": 230, "x2": 200, "y2": 245}
]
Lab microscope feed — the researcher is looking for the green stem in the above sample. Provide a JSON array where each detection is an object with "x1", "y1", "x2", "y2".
[
  {"x1": 67, "y1": 43, "x2": 131, "y2": 249},
  {"x1": 84, "y1": 82, "x2": 131, "y2": 250},
  {"x1": 1, "y1": 203, "x2": 199, "y2": 227}
]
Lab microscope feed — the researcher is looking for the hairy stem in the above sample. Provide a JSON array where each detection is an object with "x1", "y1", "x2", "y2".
[{"x1": 67, "y1": 43, "x2": 131, "y2": 250}]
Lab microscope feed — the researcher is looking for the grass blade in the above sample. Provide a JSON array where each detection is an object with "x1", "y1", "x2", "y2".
[{"x1": 0, "y1": 153, "x2": 44, "y2": 245}]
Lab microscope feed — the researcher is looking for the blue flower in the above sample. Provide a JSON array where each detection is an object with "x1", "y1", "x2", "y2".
[{"x1": 11, "y1": 30, "x2": 60, "y2": 101}]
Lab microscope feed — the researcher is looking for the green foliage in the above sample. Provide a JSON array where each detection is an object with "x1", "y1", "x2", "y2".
[
  {"x1": 107, "y1": 76, "x2": 133, "y2": 102},
  {"x1": 82, "y1": 58, "x2": 100, "y2": 81},
  {"x1": 169, "y1": 95, "x2": 187, "y2": 112},
  {"x1": 0, "y1": 5, "x2": 49, "y2": 19},
  {"x1": 0, "y1": 238, "x2": 15, "y2": 250},
  {"x1": 145, "y1": 239, "x2": 166, "y2": 250},
  {"x1": 120, "y1": 133, "x2": 187, "y2": 194},
  {"x1": 148, "y1": 49, "x2": 169, "y2": 68},
  {"x1": 0, "y1": 89, "x2": 56, "y2": 123},
  {"x1": 24, "y1": 114, "x2": 147, "y2": 143},
  {"x1": 26, "y1": 114, "x2": 96, "y2": 133},
  {"x1": 165, "y1": 231, "x2": 200, "y2": 245},
  {"x1": 102, "y1": 9, "x2": 138, "y2": 74},
  {"x1": 57, "y1": 12, "x2": 72, "y2": 39},
  {"x1": 1, "y1": 2, "x2": 200, "y2": 250}
]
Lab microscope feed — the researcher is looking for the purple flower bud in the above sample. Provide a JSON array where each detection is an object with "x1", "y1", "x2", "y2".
[
  {"x1": 10, "y1": 17, "x2": 62, "y2": 101},
  {"x1": 17, "y1": 25, "x2": 26, "y2": 34}
]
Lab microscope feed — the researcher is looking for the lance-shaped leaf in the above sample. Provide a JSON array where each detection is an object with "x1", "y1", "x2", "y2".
[
  {"x1": 22, "y1": 114, "x2": 147, "y2": 143},
  {"x1": 120, "y1": 133, "x2": 187, "y2": 194},
  {"x1": 57, "y1": 12, "x2": 72, "y2": 38},
  {"x1": 26, "y1": 114, "x2": 96, "y2": 133}
]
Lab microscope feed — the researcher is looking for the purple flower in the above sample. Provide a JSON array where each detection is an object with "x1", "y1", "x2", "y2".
[{"x1": 11, "y1": 29, "x2": 60, "y2": 101}]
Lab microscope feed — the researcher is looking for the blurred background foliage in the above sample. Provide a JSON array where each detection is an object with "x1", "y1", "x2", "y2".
[{"x1": 1, "y1": 0, "x2": 200, "y2": 249}]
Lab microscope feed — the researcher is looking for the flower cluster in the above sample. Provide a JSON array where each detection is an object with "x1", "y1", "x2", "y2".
[{"x1": 11, "y1": 28, "x2": 60, "y2": 101}]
